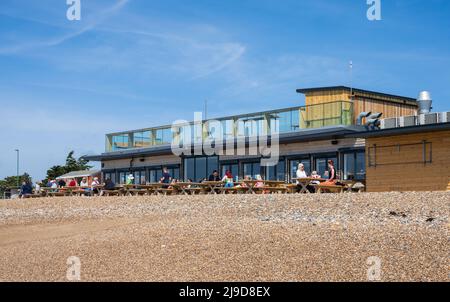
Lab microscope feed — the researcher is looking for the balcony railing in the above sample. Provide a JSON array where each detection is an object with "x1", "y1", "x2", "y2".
[{"x1": 105, "y1": 101, "x2": 353, "y2": 152}]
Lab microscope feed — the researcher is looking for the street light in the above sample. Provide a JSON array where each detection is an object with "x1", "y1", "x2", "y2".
[{"x1": 14, "y1": 149, "x2": 19, "y2": 188}]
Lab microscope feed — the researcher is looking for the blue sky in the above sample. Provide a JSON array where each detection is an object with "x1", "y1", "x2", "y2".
[{"x1": 1, "y1": 0, "x2": 449, "y2": 181}]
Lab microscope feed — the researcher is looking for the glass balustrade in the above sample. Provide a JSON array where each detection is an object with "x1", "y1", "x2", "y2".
[{"x1": 105, "y1": 101, "x2": 354, "y2": 152}]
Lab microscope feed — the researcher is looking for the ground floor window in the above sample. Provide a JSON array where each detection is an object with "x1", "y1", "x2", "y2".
[
  {"x1": 289, "y1": 158, "x2": 311, "y2": 180},
  {"x1": 243, "y1": 161, "x2": 262, "y2": 179},
  {"x1": 133, "y1": 170, "x2": 146, "y2": 185},
  {"x1": 343, "y1": 151, "x2": 365, "y2": 180},
  {"x1": 118, "y1": 171, "x2": 127, "y2": 184},
  {"x1": 266, "y1": 160, "x2": 286, "y2": 181},
  {"x1": 221, "y1": 162, "x2": 239, "y2": 180},
  {"x1": 314, "y1": 154, "x2": 338, "y2": 179},
  {"x1": 184, "y1": 156, "x2": 218, "y2": 182},
  {"x1": 148, "y1": 168, "x2": 163, "y2": 183},
  {"x1": 148, "y1": 166, "x2": 180, "y2": 183},
  {"x1": 103, "y1": 172, "x2": 114, "y2": 182}
]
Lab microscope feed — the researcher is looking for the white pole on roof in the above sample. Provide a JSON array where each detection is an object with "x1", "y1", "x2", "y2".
[{"x1": 349, "y1": 60, "x2": 353, "y2": 101}]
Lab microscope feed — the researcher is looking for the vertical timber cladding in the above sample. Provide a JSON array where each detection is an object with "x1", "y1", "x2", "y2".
[
  {"x1": 365, "y1": 130, "x2": 450, "y2": 192},
  {"x1": 303, "y1": 87, "x2": 418, "y2": 123}
]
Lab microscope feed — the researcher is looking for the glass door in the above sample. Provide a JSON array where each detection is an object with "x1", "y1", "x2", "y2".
[
  {"x1": 314, "y1": 154, "x2": 338, "y2": 179},
  {"x1": 289, "y1": 158, "x2": 311, "y2": 181}
]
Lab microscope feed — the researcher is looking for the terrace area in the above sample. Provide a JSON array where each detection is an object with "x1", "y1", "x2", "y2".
[{"x1": 106, "y1": 101, "x2": 353, "y2": 152}]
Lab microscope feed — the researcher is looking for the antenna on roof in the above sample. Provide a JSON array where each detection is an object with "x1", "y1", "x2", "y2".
[
  {"x1": 204, "y1": 99, "x2": 208, "y2": 120},
  {"x1": 349, "y1": 60, "x2": 353, "y2": 101}
]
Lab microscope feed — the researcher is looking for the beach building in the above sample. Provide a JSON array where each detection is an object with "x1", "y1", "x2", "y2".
[{"x1": 83, "y1": 86, "x2": 450, "y2": 192}]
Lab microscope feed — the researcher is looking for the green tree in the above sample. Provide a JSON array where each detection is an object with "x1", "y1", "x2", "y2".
[
  {"x1": 0, "y1": 173, "x2": 32, "y2": 197},
  {"x1": 42, "y1": 151, "x2": 93, "y2": 185}
]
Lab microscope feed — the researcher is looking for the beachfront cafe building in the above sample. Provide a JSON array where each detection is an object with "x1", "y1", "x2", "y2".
[{"x1": 83, "y1": 86, "x2": 450, "y2": 192}]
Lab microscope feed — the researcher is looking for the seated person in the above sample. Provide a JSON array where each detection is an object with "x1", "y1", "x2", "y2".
[
  {"x1": 222, "y1": 170, "x2": 234, "y2": 188},
  {"x1": 104, "y1": 178, "x2": 116, "y2": 190},
  {"x1": 208, "y1": 170, "x2": 221, "y2": 182},
  {"x1": 255, "y1": 175, "x2": 265, "y2": 188},
  {"x1": 68, "y1": 178, "x2": 78, "y2": 187},
  {"x1": 80, "y1": 177, "x2": 89, "y2": 187}
]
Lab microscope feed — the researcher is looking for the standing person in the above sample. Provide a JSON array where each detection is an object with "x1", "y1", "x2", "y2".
[
  {"x1": 208, "y1": 170, "x2": 221, "y2": 182},
  {"x1": 222, "y1": 170, "x2": 234, "y2": 188},
  {"x1": 20, "y1": 181, "x2": 33, "y2": 198},
  {"x1": 160, "y1": 167, "x2": 172, "y2": 187}
]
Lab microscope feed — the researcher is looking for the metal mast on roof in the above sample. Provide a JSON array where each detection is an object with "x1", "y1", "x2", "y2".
[
  {"x1": 349, "y1": 60, "x2": 353, "y2": 101},
  {"x1": 204, "y1": 99, "x2": 208, "y2": 120}
]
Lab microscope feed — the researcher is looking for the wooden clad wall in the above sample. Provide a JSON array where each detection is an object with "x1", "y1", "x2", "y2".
[
  {"x1": 365, "y1": 130, "x2": 450, "y2": 192},
  {"x1": 304, "y1": 89, "x2": 418, "y2": 124}
]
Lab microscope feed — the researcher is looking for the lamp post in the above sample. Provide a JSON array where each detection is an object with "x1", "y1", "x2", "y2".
[{"x1": 14, "y1": 149, "x2": 19, "y2": 188}]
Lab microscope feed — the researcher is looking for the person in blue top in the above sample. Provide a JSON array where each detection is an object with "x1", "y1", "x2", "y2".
[
  {"x1": 20, "y1": 181, "x2": 33, "y2": 198},
  {"x1": 160, "y1": 167, "x2": 172, "y2": 188}
]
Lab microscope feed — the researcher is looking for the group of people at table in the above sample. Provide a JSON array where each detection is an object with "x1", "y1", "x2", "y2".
[{"x1": 20, "y1": 160, "x2": 339, "y2": 197}]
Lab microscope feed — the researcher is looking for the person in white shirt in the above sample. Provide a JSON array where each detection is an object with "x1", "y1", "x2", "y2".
[
  {"x1": 296, "y1": 163, "x2": 308, "y2": 180},
  {"x1": 91, "y1": 177, "x2": 100, "y2": 196},
  {"x1": 34, "y1": 182, "x2": 41, "y2": 194},
  {"x1": 80, "y1": 177, "x2": 89, "y2": 187}
]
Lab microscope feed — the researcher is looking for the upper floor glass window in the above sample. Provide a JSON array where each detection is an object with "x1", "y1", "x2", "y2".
[
  {"x1": 133, "y1": 131, "x2": 152, "y2": 148},
  {"x1": 112, "y1": 134, "x2": 129, "y2": 151},
  {"x1": 155, "y1": 128, "x2": 172, "y2": 145}
]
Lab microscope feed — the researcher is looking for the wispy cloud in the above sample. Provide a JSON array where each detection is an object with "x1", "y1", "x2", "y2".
[{"x1": 0, "y1": 0, "x2": 131, "y2": 54}]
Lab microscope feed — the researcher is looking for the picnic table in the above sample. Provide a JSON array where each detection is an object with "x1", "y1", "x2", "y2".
[
  {"x1": 314, "y1": 183, "x2": 345, "y2": 194},
  {"x1": 170, "y1": 182, "x2": 205, "y2": 195},
  {"x1": 293, "y1": 177, "x2": 326, "y2": 193},
  {"x1": 239, "y1": 180, "x2": 266, "y2": 194},
  {"x1": 200, "y1": 181, "x2": 224, "y2": 194}
]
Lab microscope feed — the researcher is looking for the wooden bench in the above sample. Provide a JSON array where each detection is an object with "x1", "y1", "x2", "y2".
[
  {"x1": 314, "y1": 184, "x2": 345, "y2": 194},
  {"x1": 154, "y1": 188, "x2": 174, "y2": 195},
  {"x1": 102, "y1": 190, "x2": 122, "y2": 196},
  {"x1": 127, "y1": 189, "x2": 148, "y2": 196},
  {"x1": 218, "y1": 187, "x2": 244, "y2": 194},
  {"x1": 22, "y1": 194, "x2": 42, "y2": 199},
  {"x1": 264, "y1": 187, "x2": 288, "y2": 194},
  {"x1": 47, "y1": 192, "x2": 65, "y2": 197}
]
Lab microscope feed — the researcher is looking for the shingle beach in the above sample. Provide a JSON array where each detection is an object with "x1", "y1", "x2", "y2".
[{"x1": 0, "y1": 192, "x2": 448, "y2": 281}]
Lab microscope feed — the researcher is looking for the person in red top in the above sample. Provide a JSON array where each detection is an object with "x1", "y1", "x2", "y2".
[{"x1": 68, "y1": 178, "x2": 78, "y2": 187}]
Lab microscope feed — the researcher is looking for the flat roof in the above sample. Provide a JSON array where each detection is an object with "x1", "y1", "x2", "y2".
[
  {"x1": 84, "y1": 125, "x2": 365, "y2": 161},
  {"x1": 296, "y1": 86, "x2": 417, "y2": 105},
  {"x1": 345, "y1": 122, "x2": 450, "y2": 139}
]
